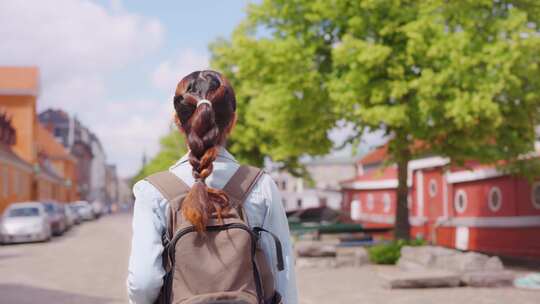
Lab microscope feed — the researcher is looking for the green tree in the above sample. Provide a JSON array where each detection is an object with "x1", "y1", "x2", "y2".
[
  {"x1": 132, "y1": 129, "x2": 187, "y2": 183},
  {"x1": 211, "y1": 0, "x2": 540, "y2": 239}
]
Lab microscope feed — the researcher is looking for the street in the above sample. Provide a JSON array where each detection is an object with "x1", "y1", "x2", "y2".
[
  {"x1": 0, "y1": 213, "x2": 539, "y2": 304},
  {"x1": 0, "y1": 213, "x2": 131, "y2": 304}
]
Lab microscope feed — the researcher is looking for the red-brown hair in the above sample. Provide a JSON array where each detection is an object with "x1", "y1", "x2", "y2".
[{"x1": 173, "y1": 70, "x2": 236, "y2": 232}]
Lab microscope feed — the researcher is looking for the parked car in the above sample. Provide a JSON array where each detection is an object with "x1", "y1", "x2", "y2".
[
  {"x1": 0, "y1": 202, "x2": 51, "y2": 244},
  {"x1": 73, "y1": 201, "x2": 95, "y2": 221},
  {"x1": 63, "y1": 204, "x2": 77, "y2": 227},
  {"x1": 91, "y1": 200, "x2": 104, "y2": 218},
  {"x1": 67, "y1": 204, "x2": 82, "y2": 225},
  {"x1": 42, "y1": 201, "x2": 67, "y2": 236}
]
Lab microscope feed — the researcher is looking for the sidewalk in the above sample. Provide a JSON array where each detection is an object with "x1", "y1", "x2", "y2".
[{"x1": 297, "y1": 264, "x2": 539, "y2": 304}]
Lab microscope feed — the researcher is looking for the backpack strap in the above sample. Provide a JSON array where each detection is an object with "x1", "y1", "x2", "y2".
[
  {"x1": 223, "y1": 165, "x2": 265, "y2": 221},
  {"x1": 145, "y1": 171, "x2": 190, "y2": 240}
]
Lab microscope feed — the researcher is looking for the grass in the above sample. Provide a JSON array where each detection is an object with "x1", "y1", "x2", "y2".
[{"x1": 368, "y1": 238, "x2": 426, "y2": 265}]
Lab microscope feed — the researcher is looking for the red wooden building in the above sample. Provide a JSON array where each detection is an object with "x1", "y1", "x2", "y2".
[{"x1": 341, "y1": 144, "x2": 540, "y2": 259}]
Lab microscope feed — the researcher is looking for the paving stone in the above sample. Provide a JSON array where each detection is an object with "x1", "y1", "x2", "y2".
[
  {"x1": 295, "y1": 241, "x2": 337, "y2": 257},
  {"x1": 400, "y1": 246, "x2": 458, "y2": 268},
  {"x1": 436, "y1": 251, "x2": 491, "y2": 272},
  {"x1": 397, "y1": 258, "x2": 428, "y2": 271},
  {"x1": 296, "y1": 257, "x2": 336, "y2": 268},
  {"x1": 484, "y1": 256, "x2": 505, "y2": 271},
  {"x1": 379, "y1": 270, "x2": 461, "y2": 289},
  {"x1": 460, "y1": 271, "x2": 514, "y2": 287},
  {"x1": 335, "y1": 247, "x2": 369, "y2": 267}
]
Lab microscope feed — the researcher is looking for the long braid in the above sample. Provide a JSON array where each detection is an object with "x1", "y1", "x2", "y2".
[{"x1": 174, "y1": 71, "x2": 236, "y2": 232}]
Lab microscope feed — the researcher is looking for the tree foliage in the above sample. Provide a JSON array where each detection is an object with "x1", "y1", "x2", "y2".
[{"x1": 211, "y1": 0, "x2": 540, "y2": 239}]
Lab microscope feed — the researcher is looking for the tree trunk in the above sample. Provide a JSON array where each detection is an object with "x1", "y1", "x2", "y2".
[{"x1": 394, "y1": 145, "x2": 411, "y2": 240}]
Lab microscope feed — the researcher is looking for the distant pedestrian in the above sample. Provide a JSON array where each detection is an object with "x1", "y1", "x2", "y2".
[{"x1": 127, "y1": 70, "x2": 298, "y2": 304}]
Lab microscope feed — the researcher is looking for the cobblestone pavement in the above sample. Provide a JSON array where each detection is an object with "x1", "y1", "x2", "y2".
[{"x1": 0, "y1": 213, "x2": 538, "y2": 304}]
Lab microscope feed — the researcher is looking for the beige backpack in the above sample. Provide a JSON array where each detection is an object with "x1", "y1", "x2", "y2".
[{"x1": 146, "y1": 165, "x2": 284, "y2": 304}]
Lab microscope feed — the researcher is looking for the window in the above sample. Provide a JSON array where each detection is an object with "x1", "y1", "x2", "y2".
[
  {"x1": 383, "y1": 193, "x2": 391, "y2": 213},
  {"x1": 350, "y1": 200, "x2": 361, "y2": 220},
  {"x1": 488, "y1": 187, "x2": 502, "y2": 212},
  {"x1": 296, "y1": 198, "x2": 302, "y2": 209},
  {"x1": 366, "y1": 194, "x2": 374, "y2": 211},
  {"x1": 531, "y1": 182, "x2": 540, "y2": 210},
  {"x1": 454, "y1": 189, "x2": 467, "y2": 214},
  {"x1": 429, "y1": 179, "x2": 437, "y2": 197},
  {"x1": 14, "y1": 170, "x2": 20, "y2": 197},
  {"x1": 2, "y1": 166, "x2": 8, "y2": 198}
]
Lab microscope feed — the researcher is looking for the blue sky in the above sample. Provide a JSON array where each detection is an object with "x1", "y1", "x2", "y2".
[
  {"x1": 101, "y1": 0, "x2": 251, "y2": 101},
  {"x1": 0, "y1": 0, "x2": 381, "y2": 177},
  {"x1": 0, "y1": 0, "x2": 253, "y2": 177}
]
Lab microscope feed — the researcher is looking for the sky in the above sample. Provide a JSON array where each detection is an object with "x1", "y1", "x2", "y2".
[
  {"x1": 0, "y1": 0, "x2": 252, "y2": 177},
  {"x1": 0, "y1": 0, "x2": 384, "y2": 178}
]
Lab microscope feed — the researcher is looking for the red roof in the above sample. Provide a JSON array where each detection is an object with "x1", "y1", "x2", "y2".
[
  {"x1": 358, "y1": 144, "x2": 389, "y2": 166},
  {"x1": 340, "y1": 165, "x2": 397, "y2": 187}
]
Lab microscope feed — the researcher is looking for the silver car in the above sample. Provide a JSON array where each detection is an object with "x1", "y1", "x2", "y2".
[
  {"x1": 65, "y1": 204, "x2": 81, "y2": 225},
  {"x1": 73, "y1": 201, "x2": 95, "y2": 221},
  {"x1": 0, "y1": 202, "x2": 52, "y2": 244}
]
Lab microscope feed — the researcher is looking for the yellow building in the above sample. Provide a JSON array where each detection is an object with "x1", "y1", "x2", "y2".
[{"x1": 0, "y1": 66, "x2": 78, "y2": 212}]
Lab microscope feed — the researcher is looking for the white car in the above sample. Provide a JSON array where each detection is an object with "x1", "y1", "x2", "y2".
[
  {"x1": 91, "y1": 201, "x2": 104, "y2": 218},
  {"x1": 0, "y1": 202, "x2": 51, "y2": 244},
  {"x1": 73, "y1": 201, "x2": 94, "y2": 221}
]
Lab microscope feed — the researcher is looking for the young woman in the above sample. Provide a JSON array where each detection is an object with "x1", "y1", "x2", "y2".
[{"x1": 127, "y1": 70, "x2": 298, "y2": 304}]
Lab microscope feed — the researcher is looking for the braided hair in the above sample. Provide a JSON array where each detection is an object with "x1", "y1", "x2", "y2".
[{"x1": 173, "y1": 70, "x2": 237, "y2": 232}]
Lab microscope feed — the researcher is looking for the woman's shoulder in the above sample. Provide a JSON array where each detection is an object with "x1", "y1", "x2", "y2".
[
  {"x1": 132, "y1": 178, "x2": 168, "y2": 211},
  {"x1": 244, "y1": 171, "x2": 281, "y2": 208}
]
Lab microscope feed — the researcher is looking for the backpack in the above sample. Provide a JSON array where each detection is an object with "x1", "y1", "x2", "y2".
[{"x1": 145, "y1": 165, "x2": 285, "y2": 304}]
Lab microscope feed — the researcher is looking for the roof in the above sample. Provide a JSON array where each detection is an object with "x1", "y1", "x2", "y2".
[
  {"x1": 37, "y1": 123, "x2": 76, "y2": 163},
  {"x1": 0, "y1": 67, "x2": 39, "y2": 96},
  {"x1": 340, "y1": 165, "x2": 398, "y2": 190},
  {"x1": 358, "y1": 144, "x2": 389, "y2": 166}
]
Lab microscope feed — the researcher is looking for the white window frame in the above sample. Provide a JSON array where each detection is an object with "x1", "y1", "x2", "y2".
[
  {"x1": 350, "y1": 200, "x2": 361, "y2": 220},
  {"x1": 383, "y1": 193, "x2": 391, "y2": 213},
  {"x1": 366, "y1": 194, "x2": 374, "y2": 211},
  {"x1": 531, "y1": 182, "x2": 540, "y2": 210},
  {"x1": 488, "y1": 186, "x2": 502, "y2": 212},
  {"x1": 454, "y1": 189, "x2": 468, "y2": 214}
]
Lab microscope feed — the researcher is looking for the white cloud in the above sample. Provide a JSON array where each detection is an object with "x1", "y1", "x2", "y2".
[
  {"x1": 91, "y1": 98, "x2": 175, "y2": 177},
  {"x1": 0, "y1": 0, "x2": 163, "y2": 79},
  {"x1": 0, "y1": 0, "x2": 165, "y2": 177},
  {"x1": 152, "y1": 49, "x2": 209, "y2": 92}
]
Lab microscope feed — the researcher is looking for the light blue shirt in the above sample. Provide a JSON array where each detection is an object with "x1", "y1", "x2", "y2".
[{"x1": 127, "y1": 147, "x2": 298, "y2": 304}]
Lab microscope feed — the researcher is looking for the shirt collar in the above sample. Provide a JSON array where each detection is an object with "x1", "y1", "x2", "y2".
[{"x1": 173, "y1": 146, "x2": 237, "y2": 167}]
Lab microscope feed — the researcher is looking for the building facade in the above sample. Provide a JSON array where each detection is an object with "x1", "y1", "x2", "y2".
[
  {"x1": 271, "y1": 155, "x2": 358, "y2": 211},
  {"x1": 39, "y1": 109, "x2": 111, "y2": 203},
  {"x1": 341, "y1": 144, "x2": 540, "y2": 259},
  {"x1": 0, "y1": 112, "x2": 33, "y2": 213},
  {"x1": 0, "y1": 67, "x2": 75, "y2": 212}
]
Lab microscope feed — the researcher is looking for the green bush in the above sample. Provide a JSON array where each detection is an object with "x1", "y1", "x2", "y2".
[{"x1": 368, "y1": 239, "x2": 426, "y2": 265}]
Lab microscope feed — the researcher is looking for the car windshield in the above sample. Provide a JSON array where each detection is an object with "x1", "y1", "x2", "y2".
[
  {"x1": 7, "y1": 207, "x2": 40, "y2": 217},
  {"x1": 43, "y1": 203, "x2": 55, "y2": 214}
]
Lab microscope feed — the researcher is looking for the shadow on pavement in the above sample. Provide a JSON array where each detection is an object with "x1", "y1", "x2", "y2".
[{"x1": 0, "y1": 283, "x2": 120, "y2": 304}]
